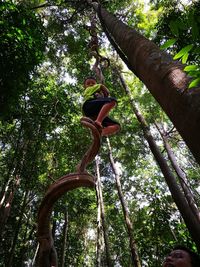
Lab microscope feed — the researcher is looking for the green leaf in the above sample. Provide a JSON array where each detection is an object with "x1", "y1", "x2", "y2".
[
  {"x1": 187, "y1": 71, "x2": 199, "y2": 78},
  {"x1": 173, "y1": 44, "x2": 193, "y2": 60},
  {"x1": 6, "y1": 33, "x2": 13, "y2": 38},
  {"x1": 184, "y1": 65, "x2": 198, "y2": 72},
  {"x1": 160, "y1": 38, "x2": 177, "y2": 50},
  {"x1": 188, "y1": 78, "x2": 200, "y2": 88},
  {"x1": 181, "y1": 52, "x2": 189, "y2": 64}
]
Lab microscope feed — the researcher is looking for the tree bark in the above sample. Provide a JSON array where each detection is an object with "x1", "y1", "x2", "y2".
[
  {"x1": 117, "y1": 71, "x2": 200, "y2": 250},
  {"x1": 95, "y1": 156, "x2": 112, "y2": 267},
  {"x1": 107, "y1": 138, "x2": 141, "y2": 267},
  {"x1": 155, "y1": 123, "x2": 200, "y2": 222},
  {"x1": 0, "y1": 176, "x2": 20, "y2": 237},
  {"x1": 18, "y1": 207, "x2": 34, "y2": 266},
  {"x1": 91, "y1": 3, "x2": 200, "y2": 165},
  {"x1": 7, "y1": 190, "x2": 29, "y2": 267},
  {"x1": 32, "y1": 243, "x2": 40, "y2": 267},
  {"x1": 0, "y1": 178, "x2": 12, "y2": 209},
  {"x1": 52, "y1": 210, "x2": 57, "y2": 241},
  {"x1": 96, "y1": 172, "x2": 103, "y2": 267},
  {"x1": 61, "y1": 208, "x2": 68, "y2": 267}
]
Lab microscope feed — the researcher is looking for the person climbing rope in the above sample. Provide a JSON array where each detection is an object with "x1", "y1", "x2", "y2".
[{"x1": 82, "y1": 77, "x2": 120, "y2": 136}]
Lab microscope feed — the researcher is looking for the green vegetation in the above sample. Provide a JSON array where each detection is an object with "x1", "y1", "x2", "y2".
[
  {"x1": 0, "y1": 0, "x2": 200, "y2": 266},
  {"x1": 0, "y1": 0, "x2": 46, "y2": 119},
  {"x1": 155, "y1": 1, "x2": 200, "y2": 88}
]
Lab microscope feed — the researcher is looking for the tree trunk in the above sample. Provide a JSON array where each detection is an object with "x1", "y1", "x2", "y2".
[
  {"x1": 0, "y1": 175, "x2": 20, "y2": 237},
  {"x1": 7, "y1": 190, "x2": 29, "y2": 267},
  {"x1": 107, "y1": 138, "x2": 141, "y2": 267},
  {"x1": 96, "y1": 171, "x2": 104, "y2": 267},
  {"x1": 18, "y1": 207, "x2": 33, "y2": 266},
  {"x1": 95, "y1": 156, "x2": 112, "y2": 267},
  {"x1": 155, "y1": 123, "x2": 200, "y2": 221},
  {"x1": 91, "y1": 2, "x2": 200, "y2": 165},
  {"x1": 117, "y1": 71, "x2": 200, "y2": 250},
  {"x1": 52, "y1": 210, "x2": 57, "y2": 241},
  {"x1": 61, "y1": 208, "x2": 68, "y2": 267},
  {"x1": 0, "y1": 177, "x2": 12, "y2": 209},
  {"x1": 32, "y1": 243, "x2": 40, "y2": 267}
]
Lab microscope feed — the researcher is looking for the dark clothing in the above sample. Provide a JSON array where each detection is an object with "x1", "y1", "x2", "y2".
[{"x1": 82, "y1": 97, "x2": 120, "y2": 127}]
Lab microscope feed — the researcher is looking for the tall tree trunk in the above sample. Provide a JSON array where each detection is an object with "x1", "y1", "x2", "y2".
[
  {"x1": 155, "y1": 123, "x2": 200, "y2": 221},
  {"x1": 7, "y1": 190, "x2": 29, "y2": 267},
  {"x1": 0, "y1": 177, "x2": 12, "y2": 209},
  {"x1": 32, "y1": 243, "x2": 40, "y2": 267},
  {"x1": 96, "y1": 172, "x2": 104, "y2": 267},
  {"x1": 0, "y1": 175, "x2": 20, "y2": 237},
  {"x1": 95, "y1": 156, "x2": 112, "y2": 267},
  {"x1": 91, "y1": 2, "x2": 200, "y2": 165},
  {"x1": 117, "y1": 71, "x2": 200, "y2": 250},
  {"x1": 107, "y1": 138, "x2": 141, "y2": 267},
  {"x1": 61, "y1": 208, "x2": 68, "y2": 267},
  {"x1": 52, "y1": 210, "x2": 58, "y2": 241},
  {"x1": 18, "y1": 207, "x2": 33, "y2": 266}
]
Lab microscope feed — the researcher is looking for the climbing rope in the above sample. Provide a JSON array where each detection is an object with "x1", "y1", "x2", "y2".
[{"x1": 86, "y1": 11, "x2": 110, "y2": 83}]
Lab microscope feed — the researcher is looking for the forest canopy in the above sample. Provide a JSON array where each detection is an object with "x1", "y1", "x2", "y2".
[{"x1": 0, "y1": 0, "x2": 46, "y2": 119}]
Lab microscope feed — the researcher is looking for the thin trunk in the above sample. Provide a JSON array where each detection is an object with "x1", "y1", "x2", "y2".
[
  {"x1": 96, "y1": 171, "x2": 103, "y2": 267},
  {"x1": 168, "y1": 222, "x2": 178, "y2": 242},
  {"x1": 61, "y1": 208, "x2": 68, "y2": 267},
  {"x1": 95, "y1": 156, "x2": 112, "y2": 267},
  {"x1": 0, "y1": 178, "x2": 12, "y2": 209},
  {"x1": 7, "y1": 190, "x2": 29, "y2": 267},
  {"x1": 90, "y1": 2, "x2": 200, "y2": 164},
  {"x1": 52, "y1": 210, "x2": 57, "y2": 240},
  {"x1": 155, "y1": 123, "x2": 200, "y2": 221},
  {"x1": 118, "y1": 71, "x2": 200, "y2": 250},
  {"x1": 32, "y1": 243, "x2": 40, "y2": 267},
  {"x1": 18, "y1": 207, "x2": 33, "y2": 266},
  {"x1": 0, "y1": 175, "x2": 20, "y2": 236},
  {"x1": 107, "y1": 138, "x2": 141, "y2": 267}
]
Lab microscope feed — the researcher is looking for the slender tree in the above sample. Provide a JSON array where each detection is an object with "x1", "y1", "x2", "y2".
[
  {"x1": 0, "y1": 176, "x2": 20, "y2": 235},
  {"x1": 61, "y1": 208, "x2": 68, "y2": 267},
  {"x1": 95, "y1": 156, "x2": 112, "y2": 267},
  {"x1": 117, "y1": 70, "x2": 200, "y2": 250},
  {"x1": 96, "y1": 173, "x2": 104, "y2": 267},
  {"x1": 0, "y1": 178, "x2": 12, "y2": 209},
  {"x1": 7, "y1": 190, "x2": 29, "y2": 267},
  {"x1": 155, "y1": 123, "x2": 200, "y2": 221},
  {"x1": 107, "y1": 137, "x2": 141, "y2": 267}
]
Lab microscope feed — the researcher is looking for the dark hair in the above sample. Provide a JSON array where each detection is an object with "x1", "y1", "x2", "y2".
[
  {"x1": 84, "y1": 77, "x2": 96, "y2": 85},
  {"x1": 173, "y1": 245, "x2": 200, "y2": 267}
]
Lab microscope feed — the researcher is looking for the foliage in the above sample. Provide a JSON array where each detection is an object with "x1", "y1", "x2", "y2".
[
  {"x1": 0, "y1": 0, "x2": 200, "y2": 266},
  {"x1": 0, "y1": 0, "x2": 46, "y2": 119},
  {"x1": 184, "y1": 65, "x2": 200, "y2": 88},
  {"x1": 124, "y1": 0, "x2": 161, "y2": 39},
  {"x1": 0, "y1": 63, "x2": 91, "y2": 265},
  {"x1": 155, "y1": 1, "x2": 200, "y2": 88}
]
